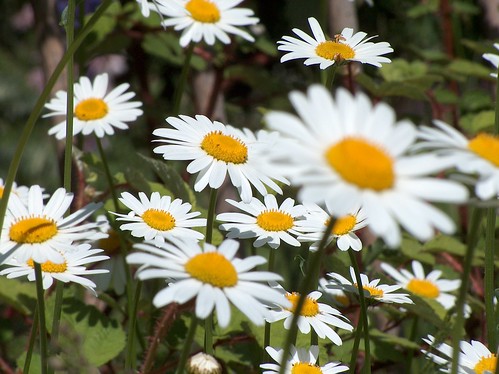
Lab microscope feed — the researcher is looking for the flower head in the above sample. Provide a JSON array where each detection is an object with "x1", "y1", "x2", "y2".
[
  {"x1": 483, "y1": 43, "x2": 499, "y2": 78},
  {"x1": 265, "y1": 85, "x2": 468, "y2": 248},
  {"x1": 126, "y1": 238, "x2": 290, "y2": 327},
  {"x1": 153, "y1": 115, "x2": 288, "y2": 203},
  {"x1": 112, "y1": 191, "x2": 206, "y2": 244},
  {"x1": 150, "y1": 0, "x2": 259, "y2": 47},
  {"x1": 187, "y1": 352, "x2": 222, "y2": 374},
  {"x1": 0, "y1": 178, "x2": 31, "y2": 205},
  {"x1": 278, "y1": 17, "x2": 392, "y2": 70},
  {"x1": 216, "y1": 195, "x2": 307, "y2": 249},
  {"x1": 44, "y1": 73, "x2": 143, "y2": 139},
  {"x1": 261, "y1": 345, "x2": 349, "y2": 374}
]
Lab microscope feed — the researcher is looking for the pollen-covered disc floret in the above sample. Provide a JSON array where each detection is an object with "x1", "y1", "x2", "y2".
[
  {"x1": 148, "y1": 0, "x2": 259, "y2": 47},
  {"x1": 44, "y1": 73, "x2": 143, "y2": 139},
  {"x1": 277, "y1": 17, "x2": 392, "y2": 70},
  {"x1": 217, "y1": 195, "x2": 307, "y2": 249},
  {"x1": 112, "y1": 191, "x2": 206, "y2": 244},
  {"x1": 260, "y1": 345, "x2": 349, "y2": 374},
  {"x1": 0, "y1": 244, "x2": 109, "y2": 294},
  {"x1": 0, "y1": 185, "x2": 104, "y2": 264},
  {"x1": 295, "y1": 201, "x2": 367, "y2": 252},
  {"x1": 265, "y1": 85, "x2": 468, "y2": 248},
  {"x1": 153, "y1": 115, "x2": 289, "y2": 203},
  {"x1": 126, "y1": 238, "x2": 290, "y2": 327},
  {"x1": 326, "y1": 266, "x2": 412, "y2": 304},
  {"x1": 422, "y1": 335, "x2": 497, "y2": 374},
  {"x1": 266, "y1": 283, "x2": 352, "y2": 346}
]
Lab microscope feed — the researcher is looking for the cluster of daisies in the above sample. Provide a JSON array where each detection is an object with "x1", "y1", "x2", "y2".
[{"x1": 1, "y1": 0, "x2": 498, "y2": 371}]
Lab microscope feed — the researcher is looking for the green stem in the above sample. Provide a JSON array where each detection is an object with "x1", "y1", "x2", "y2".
[
  {"x1": 406, "y1": 316, "x2": 419, "y2": 373},
  {"x1": 125, "y1": 281, "x2": 143, "y2": 370},
  {"x1": 95, "y1": 135, "x2": 120, "y2": 212},
  {"x1": 278, "y1": 218, "x2": 336, "y2": 374},
  {"x1": 263, "y1": 249, "x2": 276, "y2": 360},
  {"x1": 348, "y1": 249, "x2": 371, "y2": 374},
  {"x1": 450, "y1": 208, "x2": 483, "y2": 374},
  {"x1": 325, "y1": 66, "x2": 337, "y2": 90},
  {"x1": 0, "y1": 0, "x2": 113, "y2": 241},
  {"x1": 172, "y1": 43, "x2": 195, "y2": 115},
  {"x1": 175, "y1": 316, "x2": 199, "y2": 374},
  {"x1": 23, "y1": 307, "x2": 39, "y2": 374},
  {"x1": 50, "y1": 282, "x2": 65, "y2": 343},
  {"x1": 204, "y1": 313, "x2": 214, "y2": 355},
  {"x1": 205, "y1": 188, "x2": 218, "y2": 245},
  {"x1": 34, "y1": 262, "x2": 48, "y2": 374},
  {"x1": 485, "y1": 207, "x2": 496, "y2": 349},
  {"x1": 349, "y1": 312, "x2": 362, "y2": 374}
]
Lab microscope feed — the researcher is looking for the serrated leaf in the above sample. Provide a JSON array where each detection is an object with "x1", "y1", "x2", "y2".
[
  {"x1": 447, "y1": 59, "x2": 493, "y2": 79},
  {"x1": 0, "y1": 277, "x2": 36, "y2": 315},
  {"x1": 379, "y1": 59, "x2": 428, "y2": 82},
  {"x1": 402, "y1": 293, "x2": 447, "y2": 328},
  {"x1": 460, "y1": 110, "x2": 495, "y2": 134},
  {"x1": 400, "y1": 238, "x2": 435, "y2": 265},
  {"x1": 423, "y1": 235, "x2": 466, "y2": 256}
]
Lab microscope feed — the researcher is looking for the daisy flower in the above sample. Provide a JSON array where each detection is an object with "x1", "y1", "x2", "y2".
[
  {"x1": 44, "y1": 73, "x2": 143, "y2": 139},
  {"x1": 265, "y1": 85, "x2": 468, "y2": 248},
  {"x1": 126, "y1": 238, "x2": 290, "y2": 327},
  {"x1": 187, "y1": 352, "x2": 222, "y2": 374},
  {"x1": 0, "y1": 185, "x2": 103, "y2": 264},
  {"x1": 266, "y1": 284, "x2": 352, "y2": 346},
  {"x1": 326, "y1": 266, "x2": 412, "y2": 304},
  {"x1": 295, "y1": 201, "x2": 367, "y2": 251},
  {"x1": 261, "y1": 345, "x2": 348, "y2": 374},
  {"x1": 319, "y1": 277, "x2": 351, "y2": 308},
  {"x1": 483, "y1": 43, "x2": 499, "y2": 78},
  {"x1": 0, "y1": 178, "x2": 30, "y2": 205},
  {"x1": 417, "y1": 120, "x2": 499, "y2": 200},
  {"x1": 137, "y1": 0, "x2": 151, "y2": 17},
  {"x1": 422, "y1": 335, "x2": 497, "y2": 373},
  {"x1": 278, "y1": 17, "x2": 392, "y2": 70},
  {"x1": 112, "y1": 191, "x2": 206, "y2": 244},
  {"x1": 216, "y1": 194, "x2": 307, "y2": 249},
  {"x1": 153, "y1": 115, "x2": 289, "y2": 203},
  {"x1": 149, "y1": 0, "x2": 259, "y2": 47},
  {"x1": 0, "y1": 244, "x2": 109, "y2": 295},
  {"x1": 380, "y1": 261, "x2": 462, "y2": 311}
]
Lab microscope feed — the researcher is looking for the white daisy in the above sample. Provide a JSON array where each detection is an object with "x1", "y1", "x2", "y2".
[
  {"x1": 278, "y1": 17, "x2": 392, "y2": 70},
  {"x1": 295, "y1": 201, "x2": 367, "y2": 252},
  {"x1": 261, "y1": 345, "x2": 349, "y2": 374},
  {"x1": 44, "y1": 73, "x2": 143, "y2": 139},
  {"x1": 112, "y1": 191, "x2": 206, "y2": 244},
  {"x1": 0, "y1": 244, "x2": 109, "y2": 295},
  {"x1": 150, "y1": 0, "x2": 259, "y2": 47},
  {"x1": 126, "y1": 238, "x2": 290, "y2": 327},
  {"x1": 380, "y1": 261, "x2": 462, "y2": 311},
  {"x1": 319, "y1": 277, "x2": 351, "y2": 308},
  {"x1": 417, "y1": 119, "x2": 499, "y2": 200},
  {"x1": 266, "y1": 284, "x2": 352, "y2": 346},
  {"x1": 483, "y1": 43, "x2": 499, "y2": 78},
  {"x1": 216, "y1": 195, "x2": 307, "y2": 249},
  {"x1": 0, "y1": 178, "x2": 30, "y2": 205},
  {"x1": 326, "y1": 266, "x2": 412, "y2": 305},
  {"x1": 422, "y1": 335, "x2": 497, "y2": 373},
  {"x1": 0, "y1": 185, "x2": 104, "y2": 264},
  {"x1": 187, "y1": 352, "x2": 222, "y2": 374},
  {"x1": 137, "y1": 0, "x2": 150, "y2": 17},
  {"x1": 265, "y1": 85, "x2": 468, "y2": 248},
  {"x1": 153, "y1": 115, "x2": 289, "y2": 203}
]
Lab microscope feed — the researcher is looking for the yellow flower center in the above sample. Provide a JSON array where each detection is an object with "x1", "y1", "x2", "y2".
[
  {"x1": 141, "y1": 209, "x2": 176, "y2": 231},
  {"x1": 185, "y1": 252, "x2": 238, "y2": 288},
  {"x1": 335, "y1": 294, "x2": 350, "y2": 307},
  {"x1": 355, "y1": 283, "x2": 384, "y2": 298},
  {"x1": 98, "y1": 230, "x2": 121, "y2": 256},
  {"x1": 74, "y1": 98, "x2": 109, "y2": 121},
  {"x1": 256, "y1": 210, "x2": 294, "y2": 232},
  {"x1": 474, "y1": 354, "x2": 497, "y2": 374},
  {"x1": 27, "y1": 258, "x2": 68, "y2": 273},
  {"x1": 406, "y1": 279, "x2": 440, "y2": 299},
  {"x1": 0, "y1": 186, "x2": 4, "y2": 198},
  {"x1": 325, "y1": 215, "x2": 357, "y2": 236},
  {"x1": 185, "y1": 0, "x2": 221, "y2": 23},
  {"x1": 325, "y1": 137, "x2": 395, "y2": 191},
  {"x1": 201, "y1": 131, "x2": 248, "y2": 164},
  {"x1": 286, "y1": 292, "x2": 319, "y2": 317},
  {"x1": 9, "y1": 217, "x2": 58, "y2": 244},
  {"x1": 291, "y1": 362, "x2": 323, "y2": 374},
  {"x1": 468, "y1": 133, "x2": 499, "y2": 167},
  {"x1": 315, "y1": 41, "x2": 355, "y2": 62}
]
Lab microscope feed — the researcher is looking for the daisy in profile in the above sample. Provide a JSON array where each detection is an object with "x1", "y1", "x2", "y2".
[
  {"x1": 112, "y1": 191, "x2": 206, "y2": 244},
  {"x1": 295, "y1": 201, "x2": 367, "y2": 251},
  {"x1": 417, "y1": 120, "x2": 499, "y2": 200},
  {"x1": 319, "y1": 277, "x2": 351, "y2": 308},
  {"x1": 0, "y1": 244, "x2": 109, "y2": 295},
  {"x1": 153, "y1": 115, "x2": 288, "y2": 203},
  {"x1": 380, "y1": 261, "x2": 462, "y2": 311},
  {"x1": 422, "y1": 335, "x2": 497, "y2": 373},
  {"x1": 216, "y1": 195, "x2": 307, "y2": 249},
  {"x1": 278, "y1": 17, "x2": 392, "y2": 70},
  {"x1": 149, "y1": 0, "x2": 259, "y2": 47},
  {"x1": 126, "y1": 238, "x2": 290, "y2": 327},
  {"x1": 483, "y1": 43, "x2": 499, "y2": 78},
  {"x1": 265, "y1": 85, "x2": 468, "y2": 248},
  {"x1": 261, "y1": 345, "x2": 348, "y2": 374},
  {"x1": 266, "y1": 283, "x2": 352, "y2": 346},
  {"x1": 0, "y1": 185, "x2": 103, "y2": 264},
  {"x1": 326, "y1": 266, "x2": 412, "y2": 305},
  {"x1": 44, "y1": 73, "x2": 143, "y2": 139}
]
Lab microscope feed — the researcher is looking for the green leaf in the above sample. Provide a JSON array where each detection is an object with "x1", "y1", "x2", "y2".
[
  {"x1": 0, "y1": 277, "x2": 36, "y2": 315},
  {"x1": 460, "y1": 110, "x2": 495, "y2": 134},
  {"x1": 423, "y1": 235, "x2": 466, "y2": 257},
  {"x1": 400, "y1": 238, "x2": 435, "y2": 265},
  {"x1": 370, "y1": 329, "x2": 420, "y2": 350},
  {"x1": 379, "y1": 59, "x2": 428, "y2": 82},
  {"x1": 406, "y1": 0, "x2": 438, "y2": 18},
  {"x1": 402, "y1": 293, "x2": 447, "y2": 328},
  {"x1": 447, "y1": 59, "x2": 493, "y2": 79}
]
